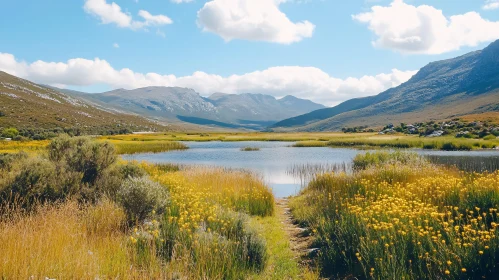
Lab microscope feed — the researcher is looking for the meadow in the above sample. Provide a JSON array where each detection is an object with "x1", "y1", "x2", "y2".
[
  {"x1": 0, "y1": 136, "x2": 313, "y2": 279},
  {"x1": 290, "y1": 151, "x2": 499, "y2": 279},
  {"x1": 1, "y1": 132, "x2": 496, "y2": 155},
  {"x1": 102, "y1": 132, "x2": 499, "y2": 151}
]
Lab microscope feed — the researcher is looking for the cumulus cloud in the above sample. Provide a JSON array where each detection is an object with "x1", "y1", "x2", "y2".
[
  {"x1": 171, "y1": 0, "x2": 193, "y2": 3},
  {"x1": 353, "y1": 0, "x2": 499, "y2": 54},
  {"x1": 197, "y1": 0, "x2": 315, "y2": 44},
  {"x1": 0, "y1": 53, "x2": 416, "y2": 106},
  {"x1": 483, "y1": 0, "x2": 499, "y2": 10},
  {"x1": 83, "y1": 0, "x2": 172, "y2": 30},
  {"x1": 113, "y1": 43, "x2": 120, "y2": 48}
]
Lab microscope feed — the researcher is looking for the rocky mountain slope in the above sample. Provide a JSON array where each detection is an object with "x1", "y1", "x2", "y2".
[
  {"x1": 272, "y1": 40, "x2": 499, "y2": 131},
  {"x1": 0, "y1": 72, "x2": 169, "y2": 134},
  {"x1": 73, "y1": 87, "x2": 325, "y2": 130}
]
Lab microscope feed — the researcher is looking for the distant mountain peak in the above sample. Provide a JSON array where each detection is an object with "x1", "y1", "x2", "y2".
[{"x1": 208, "y1": 92, "x2": 231, "y2": 100}]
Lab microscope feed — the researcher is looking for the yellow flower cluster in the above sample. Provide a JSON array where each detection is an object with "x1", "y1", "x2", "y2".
[
  {"x1": 308, "y1": 167, "x2": 499, "y2": 279},
  {"x1": 140, "y1": 163, "x2": 274, "y2": 233}
]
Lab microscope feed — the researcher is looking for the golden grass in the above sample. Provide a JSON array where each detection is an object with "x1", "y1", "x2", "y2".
[
  {"x1": 455, "y1": 112, "x2": 499, "y2": 124},
  {"x1": 101, "y1": 131, "x2": 352, "y2": 142},
  {"x1": 0, "y1": 200, "x2": 156, "y2": 279},
  {"x1": 105, "y1": 139, "x2": 188, "y2": 154},
  {"x1": 0, "y1": 140, "x2": 49, "y2": 153}
]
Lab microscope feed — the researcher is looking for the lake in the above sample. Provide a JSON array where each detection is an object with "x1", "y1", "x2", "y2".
[{"x1": 123, "y1": 141, "x2": 499, "y2": 198}]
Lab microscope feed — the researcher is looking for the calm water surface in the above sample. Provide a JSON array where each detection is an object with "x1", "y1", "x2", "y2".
[{"x1": 123, "y1": 141, "x2": 499, "y2": 198}]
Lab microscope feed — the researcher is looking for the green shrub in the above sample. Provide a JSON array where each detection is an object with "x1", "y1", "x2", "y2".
[
  {"x1": 119, "y1": 162, "x2": 146, "y2": 179},
  {"x1": 422, "y1": 142, "x2": 439, "y2": 149},
  {"x1": 239, "y1": 228, "x2": 267, "y2": 272},
  {"x1": 0, "y1": 152, "x2": 27, "y2": 171},
  {"x1": 1, "y1": 128, "x2": 19, "y2": 138},
  {"x1": 117, "y1": 177, "x2": 169, "y2": 223},
  {"x1": 5, "y1": 157, "x2": 81, "y2": 207},
  {"x1": 484, "y1": 134, "x2": 497, "y2": 140},
  {"x1": 155, "y1": 163, "x2": 180, "y2": 173},
  {"x1": 48, "y1": 135, "x2": 117, "y2": 185},
  {"x1": 441, "y1": 142, "x2": 472, "y2": 151}
]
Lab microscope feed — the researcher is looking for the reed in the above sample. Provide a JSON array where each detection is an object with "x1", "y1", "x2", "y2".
[
  {"x1": 241, "y1": 147, "x2": 261, "y2": 151},
  {"x1": 108, "y1": 140, "x2": 188, "y2": 154}
]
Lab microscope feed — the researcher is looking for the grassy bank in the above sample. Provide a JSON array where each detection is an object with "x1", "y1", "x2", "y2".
[
  {"x1": 294, "y1": 135, "x2": 498, "y2": 151},
  {"x1": 0, "y1": 136, "x2": 289, "y2": 279},
  {"x1": 2, "y1": 132, "x2": 496, "y2": 155},
  {"x1": 0, "y1": 138, "x2": 188, "y2": 155},
  {"x1": 106, "y1": 139, "x2": 188, "y2": 154},
  {"x1": 290, "y1": 151, "x2": 499, "y2": 279}
]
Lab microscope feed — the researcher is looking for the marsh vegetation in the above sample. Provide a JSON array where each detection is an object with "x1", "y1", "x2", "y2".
[
  {"x1": 241, "y1": 147, "x2": 261, "y2": 151},
  {"x1": 290, "y1": 151, "x2": 499, "y2": 279}
]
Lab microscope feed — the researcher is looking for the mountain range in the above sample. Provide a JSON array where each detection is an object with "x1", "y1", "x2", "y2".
[
  {"x1": 271, "y1": 39, "x2": 499, "y2": 131},
  {"x1": 3, "y1": 40, "x2": 499, "y2": 133},
  {"x1": 61, "y1": 87, "x2": 325, "y2": 130}
]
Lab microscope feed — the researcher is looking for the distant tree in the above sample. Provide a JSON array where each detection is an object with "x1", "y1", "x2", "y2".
[{"x1": 0, "y1": 111, "x2": 5, "y2": 117}]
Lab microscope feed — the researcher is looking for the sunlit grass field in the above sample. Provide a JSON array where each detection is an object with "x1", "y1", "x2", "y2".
[
  {"x1": 1, "y1": 132, "x2": 496, "y2": 155},
  {"x1": 295, "y1": 135, "x2": 499, "y2": 150},
  {"x1": 290, "y1": 152, "x2": 499, "y2": 279},
  {"x1": 0, "y1": 135, "x2": 316, "y2": 279}
]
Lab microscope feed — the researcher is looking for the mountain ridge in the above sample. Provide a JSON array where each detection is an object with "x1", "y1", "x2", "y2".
[
  {"x1": 271, "y1": 40, "x2": 499, "y2": 131},
  {"x1": 0, "y1": 71, "x2": 171, "y2": 134},
  {"x1": 67, "y1": 86, "x2": 326, "y2": 130}
]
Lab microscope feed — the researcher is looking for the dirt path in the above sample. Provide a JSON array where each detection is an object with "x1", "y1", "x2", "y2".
[{"x1": 275, "y1": 198, "x2": 316, "y2": 270}]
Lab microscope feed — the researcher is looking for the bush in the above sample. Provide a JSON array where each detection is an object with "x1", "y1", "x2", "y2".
[
  {"x1": 119, "y1": 162, "x2": 146, "y2": 179},
  {"x1": 422, "y1": 142, "x2": 439, "y2": 149},
  {"x1": 0, "y1": 111, "x2": 5, "y2": 117},
  {"x1": 484, "y1": 134, "x2": 497, "y2": 140},
  {"x1": 1, "y1": 136, "x2": 124, "y2": 207},
  {"x1": 0, "y1": 152, "x2": 27, "y2": 171},
  {"x1": 48, "y1": 135, "x2": 117, "y2": 185},
  {"x1": 117, "y1": 177, "x2": 169, "y2": 223},
  {"x1": 441, "y1": 142, "x2": 472, "y2": 151},
  {"x1": 1, "y1": 128, "x2": 19, "y2": 138},
  {"x1": 5, "y1": 157, "x2": 81, "y2": 207}
]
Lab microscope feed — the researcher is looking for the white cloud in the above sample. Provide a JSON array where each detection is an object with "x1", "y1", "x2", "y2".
[
  {"x1": 171, "y1": 0, "x2": 193, "y2": 3},
  {"x1": 137, "y1": 10, "x2": 173, "y2": 26},
  {"x1": 353, "y1": 0, "x2": 499, "y2": 54},
  {"x1": 0, "y1": 53, "x2": 416, "y2": 106},
  {"x1": 113, "y1": 43, "x2": 120, "y2": 48},
  {"x1": 197, "y1": 0, "x2": 315, "y2": 44},
  {"x1": 483, "y1": 0, "x2": 499, "y2": 10},
  {"x1": 83, "y1": 0, "x2": 172, "y2": 30}
]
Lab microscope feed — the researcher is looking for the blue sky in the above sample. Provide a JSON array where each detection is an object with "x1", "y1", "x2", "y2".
[{"x1": 1, "y1": 0, "x2": 498, "y2": 105}]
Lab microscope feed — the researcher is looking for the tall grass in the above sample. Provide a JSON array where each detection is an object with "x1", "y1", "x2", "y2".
[
  {"x1": 291, "y1": 151, "x2": 499, "y2": 279},
  {"x1": 287, "y1": 162, "x2": 352, "y2": 187},
  {"x1": 0, "y1": 200, "x2": 150, "y2": 279},
  {"x1": 426, "y1": 155, "x2": 499, "y2": 173},
  {"x1": 294, "y1": 136, "x2": 498, "y2": 151},
  {"x1": 108, "y1": 140, "x2": 188, "y2": 154},
  {"x1": 135, "y1": 164, "x2": 275, "y2": 279}
]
